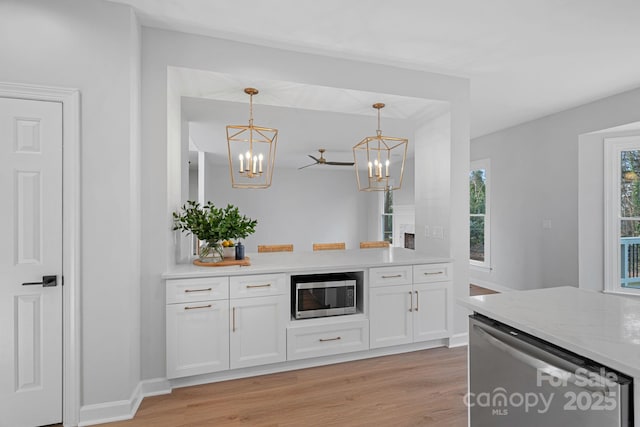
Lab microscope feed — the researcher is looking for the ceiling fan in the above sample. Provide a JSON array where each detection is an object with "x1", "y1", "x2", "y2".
[{"x1": 298, "y1": 149, "x2": 355, "y2": 170}]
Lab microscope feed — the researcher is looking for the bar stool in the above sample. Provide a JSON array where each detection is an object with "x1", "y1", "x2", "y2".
[
  {"x1": 257, "y1": 244, "x2": 294, "y2": 253},
  {"x1": 313, "y1": 242, "x2": 346, "y2": 251},
  {"x1": 359, "y1": 241, "x2": 390, "y2": 249}
]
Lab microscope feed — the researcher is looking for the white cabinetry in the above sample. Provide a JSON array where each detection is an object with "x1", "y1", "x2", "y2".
[
  {"x1": 229, "y1": 274, "x2": 288, "y2": 369},
  {"x1": 370, "y1": 264, "x2": 451, "y2": 349},
  {"x1": 166, "y1": 277, "x2": 229, "y2": 379},
  {"x1": 287, "y1": 317, "x2": 369, "y2": 360}
]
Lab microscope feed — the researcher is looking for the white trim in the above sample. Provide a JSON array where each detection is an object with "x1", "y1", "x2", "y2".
[
  {"x1": 0, "y1": 82, "x2": 81, "y2": 427},
  {"x1": 78, "y1": 379, "x2": 172, "y2": 426},
  {"x1": 469, "y1": 158, "x2": 491, "y2": 269},
  {"x1": 448, "y1": 332, "x2": 468, "y2": 348},
  {"x1": 604, "y1": 136, "x2": 640, "y2": 295}
]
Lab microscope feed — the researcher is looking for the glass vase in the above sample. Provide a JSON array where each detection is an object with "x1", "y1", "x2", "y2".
[{"x1": 198, "y1": 240, "x2": 224, "y2": 262}]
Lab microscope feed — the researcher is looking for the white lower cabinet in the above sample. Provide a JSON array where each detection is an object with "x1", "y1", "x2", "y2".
[
  {"x1": 165, "y1": 264, "x2": 450, "y2": 382},
  {"x1": 230, "y1": 294, "x2": 288, "y2": 369},
  {"x1": 412, "y1": 281, "x2": 449, "y2": 342},
  {"x1": 370, "y1": 284, "x2": 413, "y2": 348},
  {"x1": 166, "y1": 300, "x2": 229, "y2": 379},
  {"x1": 287, "y1": 318, "x2": 369, "y2": 360},
  {"x1": 370, "y1": 264, "x2": 451, "y2": 349},
  {"x1": 166, "y1": 274, "x2": 287, "y2": 378}
]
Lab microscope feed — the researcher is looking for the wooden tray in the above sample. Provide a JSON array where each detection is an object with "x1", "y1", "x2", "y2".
[{"x1": 193, "y1": 256, "x2": 250, "y2": 267}]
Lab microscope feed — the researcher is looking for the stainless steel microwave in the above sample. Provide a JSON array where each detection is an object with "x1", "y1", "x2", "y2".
[{"x1": 294, "y1": 280, "x2": 356, "y2": 319}]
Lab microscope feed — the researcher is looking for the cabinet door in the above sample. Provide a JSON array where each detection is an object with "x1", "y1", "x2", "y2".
[
  {"x1": 166, "y1": 300, "x2": 229, "y2": 379},
  {"x1": 369, "y1": 284, "x2": 413, "y2": 349},
  {"x1": 413, "y1": 282, "x2": 450, "y2": 343},
  {"x1": 230, "y1": 295, "x2": 287, "y2": 369}
]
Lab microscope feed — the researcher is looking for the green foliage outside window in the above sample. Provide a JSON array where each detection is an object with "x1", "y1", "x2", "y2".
[{"x1": 470, "y1": 169, "x2": 486, "y2": 261}]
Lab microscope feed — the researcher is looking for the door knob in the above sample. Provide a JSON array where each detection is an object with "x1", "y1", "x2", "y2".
[{"x1": 22, "y1": 275, "x2": 58, "y2": 287}]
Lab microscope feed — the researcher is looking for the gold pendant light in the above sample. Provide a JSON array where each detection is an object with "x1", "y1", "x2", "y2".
[
  {"x1": 226, "y1": 88, "x2": 278, "y2": 188},
  {"x1": 353, "y1": 103, "x2": 408, "y2": 191}
]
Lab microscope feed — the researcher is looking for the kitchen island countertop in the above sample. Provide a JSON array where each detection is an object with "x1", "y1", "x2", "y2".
[
  {"x1": 163, "y1": 247, "x2": 451, "y2": 279},
  {"x1": 459, "y1": 286, "x2": 640, "y2": 382}
]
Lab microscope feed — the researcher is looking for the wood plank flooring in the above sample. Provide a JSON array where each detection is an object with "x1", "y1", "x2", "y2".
[
  {"x1": 102, "y1": 346, "x2": 468, "y2": 427},
  {"x1": 469, "y1": 284, "x2": 499, "y2": 296}
]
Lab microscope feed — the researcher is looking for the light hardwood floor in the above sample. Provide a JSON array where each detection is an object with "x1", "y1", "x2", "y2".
[
  {"x1": 102, "y1": 347, "x2": 468, "y2": 427},
  {"x1": 469, "y1": 284, "x2": 498, "y2": 296}
]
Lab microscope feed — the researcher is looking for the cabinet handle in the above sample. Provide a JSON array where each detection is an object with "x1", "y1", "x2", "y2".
[
  {"x1": 319, "y1": 336, "x2": 341, "y2": 342},
  {"x1": 382, "y1": 274, "x2": 402, "y2": 279},
  {"x1": 424, "y1": 271, "x2": 444, "y2": 276},
  {"x1": 409, "y1": 291, "x2": 413, "y2": 312},
  {"x1": 184, "y1": 304, "x2": 212, "y2": 310},
  {"x1": 232, "y1": 307, "x2": 236, "y2": 332},
  {"x1": 246, "y1": 283, "x2": 272, "y2": 289},
  {"x1": 184, "y1": 288, "x2": 212, "y2": 293},
  {"x1": 415, "y1": 290, "x2": 419, "y2": 311}
]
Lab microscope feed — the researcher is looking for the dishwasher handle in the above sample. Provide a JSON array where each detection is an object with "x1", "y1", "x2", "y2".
[{"x1": 473, "y1": 323, "x2": 613, "y2": 395}]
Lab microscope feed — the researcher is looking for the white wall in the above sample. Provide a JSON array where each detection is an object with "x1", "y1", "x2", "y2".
[
  {"x1": 471, "y1": 86, "x2": 640, "y2": 291},
  {"x1": 141, "y1": 27, "x2": 470, "y2": 381},
  {"x1": 202, "y1": 158, "x2": 370, "y2": 251},
  {"x1": 0, "y1": 0, "x2": 141, "y2": 411}
]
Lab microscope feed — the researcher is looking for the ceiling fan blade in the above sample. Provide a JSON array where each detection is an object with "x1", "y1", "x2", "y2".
[
  {"x1": 308, "y1": 155, "x2": 320, "y2": 162},
  {"x1": 298, "y1": 162, "x2": 317, "y2": 170},
  {"x1": 326, "y1": 161, "x2": 355, "y2": 166}
]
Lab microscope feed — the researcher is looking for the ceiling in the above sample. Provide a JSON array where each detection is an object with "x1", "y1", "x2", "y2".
[{"x1": 107, "y1": 0, "x2": 640, "y2": 139}]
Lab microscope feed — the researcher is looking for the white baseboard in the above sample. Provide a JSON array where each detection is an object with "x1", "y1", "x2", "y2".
[
  {"x1": 448, "y1": 332, "x2": 468, "y2": 348},
  {"x1": 78, "y1": 378, "x2": 171, "y2": 426},
  {"x1": 469, "y1": 278, "x2": 513, "y2": 293}
]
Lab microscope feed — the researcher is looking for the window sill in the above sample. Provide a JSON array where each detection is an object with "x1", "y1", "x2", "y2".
[{"x1": 603, "y1": 288, "x2": 640, "y2": 298}]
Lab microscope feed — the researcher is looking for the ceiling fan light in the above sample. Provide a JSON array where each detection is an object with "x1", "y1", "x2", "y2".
[{"x1": 352, "y1": 103, "x2": 408, "y2": 191}]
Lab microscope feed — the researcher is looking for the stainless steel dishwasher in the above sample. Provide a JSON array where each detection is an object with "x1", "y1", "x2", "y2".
[{"x1": 468, "y1": 314, "x2": 633, "y2": 426}]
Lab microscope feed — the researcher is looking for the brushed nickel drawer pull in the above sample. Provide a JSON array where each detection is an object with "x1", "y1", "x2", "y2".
[
  {"x1": 319, "y1": 336, "x2": 341, "y2": 342},
  {"x1": 409, "y1": 291, "x2": 413, "y2": 312},
  {"x1": 184, "y1": 288, "x2": 212, "y2": 293},
  {"x1": 246, "y1": 283, "x2": 272, "y2": 289},
  {"x1": 424, "y1": 271, "x2": 444, "y2": 275},
  {"x1": 415, "y1": 290, "x2": 419, "y2": 311},
  {"x1": 382, "y1": 274, "x2": 402, "y2": 279},
  {"x1": 232, "y1": 307, "x2": 236, "y2": 332},
  {"x1": 184, "y1": 304, "x2": 212, "y2": 310}
]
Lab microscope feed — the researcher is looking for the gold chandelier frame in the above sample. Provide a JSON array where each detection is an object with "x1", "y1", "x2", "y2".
[
  {"x1": 226, "y1": 88, "x2": 278, "y2": 189},
  {"x1": 353, "y1": 103, "x2": 408, "y2": 191}
]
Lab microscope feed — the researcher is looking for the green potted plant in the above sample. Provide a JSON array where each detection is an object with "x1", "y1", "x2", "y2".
[{"x1": 172, "y1": 201, "x2": 257, "y2": 262}]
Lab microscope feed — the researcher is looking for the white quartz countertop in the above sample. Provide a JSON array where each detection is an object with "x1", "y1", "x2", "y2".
[
  {"x1": 459, "y1": 286, "x2": 640, "y2": 379},
  {"x1": 163, "y1": 247, "x2": 450, "y2": 279}
]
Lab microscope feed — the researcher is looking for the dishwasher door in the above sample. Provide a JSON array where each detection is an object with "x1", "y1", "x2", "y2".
[{"x1": 469, "y1": 315, "x2": 632, "y2": 427}]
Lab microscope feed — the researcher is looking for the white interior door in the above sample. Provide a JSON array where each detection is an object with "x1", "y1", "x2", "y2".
[{"x1": 0, "y1": 97, "x2": 62, "y2": 427}]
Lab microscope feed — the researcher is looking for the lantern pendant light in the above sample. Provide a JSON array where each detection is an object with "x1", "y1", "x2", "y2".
[
  {"x1": 353, "y1": 103, "x2": 408, "y2": 191},
  {"x1": 226, "y1": 88, "x2": 278, "y2": 188}
]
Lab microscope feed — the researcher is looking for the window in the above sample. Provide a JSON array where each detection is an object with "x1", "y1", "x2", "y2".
[
  {"x1": 381, "y1": 188, "x2": 393, "y2": 243},
  {"x1": 604, "y1": 136, "x2": 640, "y2": 295},
  {"x1": 470, "y1": 159, "x2": 490, "y2": 269}
]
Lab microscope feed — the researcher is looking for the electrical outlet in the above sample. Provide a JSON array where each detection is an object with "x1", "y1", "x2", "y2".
[{"x1": 432, "y1": 226, "x2": 444, "y2": 239}]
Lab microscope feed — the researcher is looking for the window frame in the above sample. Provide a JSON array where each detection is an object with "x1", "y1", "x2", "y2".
[
  {"x1": 604, "y1": 136, "x2": 640, "y2": 295},
  {"x1": 470, "y1": 158, "x2": 491, "y2": 270},
  {"x1": 380, "y1": 187, "x2": 393, "y2": 244}
]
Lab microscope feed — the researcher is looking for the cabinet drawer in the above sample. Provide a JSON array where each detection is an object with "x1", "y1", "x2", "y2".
[
  {"x1": 287, "y1": 319, "x2": 369, "y2": 360},
  {"x1": 230, "y1": 273, "x2": 287, "y2": 298},
  {"x1": 413, "y1": 263, "x2": 451, "y2": 283},
  {"x1": 166, "y1": 277, "x2": 229, "y2": 304},
  {"x1": 369, "y1": 265, "x2": 413, "y2": 287}
]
